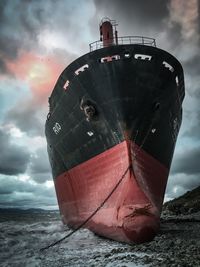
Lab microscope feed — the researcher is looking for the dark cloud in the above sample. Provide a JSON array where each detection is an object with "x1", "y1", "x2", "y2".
[
  {"x1": 0, "y1": 0, "x2": 44, "y2": 73},
  {"x1": 0, "y1": 176, "x2": 33, "y2": 195},
  {"x1": 182, "y1": 54, "x2": 200, "y2": 88},
  {"x1": 0, "y1": 175, "x2": 57, "y2": 208},
  {"x1": 0, "y1": 57, "x2": 9, "y2": 74},
  {"x1": 0, "y1": 0, "x2": 91, "y2": 76},
  {"x1": 30, "y1": 173, "x2": 52, "y2": 184},
  {"x1": 184, "y1": 123, "x2": 200, "y2": 140},
  {"x1": 92, "y1": 0, "x2": 200, "y2": 53},
  {"x1": 29, "y1": 147, "x2": 52, "y2": 184},
  {"x1": 171, "y1": 147, "x2": 200, "y2": 175},
  {"x1": 164, "y1": 20, "x2": 183, "y2": 51},
  {"x1": 30, "y1": 148, "x2": 50, "y2": 174},
  {"x1": 93, "y1": 0, "x2": 170, "y2": 31},
  {"x1": 0, "y1": 129, "x2": 30, "y2": 175},
  {"x1": 90, "y1": 0, "x2": 175, "y2": 49},
  {"x1": 5, "y1": 100, "x2": 44, "y2": 136},
  {"x1": 166, "y1": 172, "x2": 200, "y2": 200},
  {"x1": 184, "y1": 55, "x2": 200, "y2": 78}
]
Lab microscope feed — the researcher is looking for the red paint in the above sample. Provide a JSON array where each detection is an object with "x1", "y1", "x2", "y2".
[
  {"x1": 100, "y1": 20, "x2": 114, "y2": 47},
  {"x1": 55, "y1": 140, "x2": 169, "y2": 244}
]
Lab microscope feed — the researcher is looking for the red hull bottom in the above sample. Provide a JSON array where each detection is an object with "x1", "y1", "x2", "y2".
[{"x1": 55, "y1": 141, "x2": 169, "y2": 244}]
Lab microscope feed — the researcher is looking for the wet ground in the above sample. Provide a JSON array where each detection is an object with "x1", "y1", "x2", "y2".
[{"x1": 0, "y1": 211, "x2": 200, "y2": 267}]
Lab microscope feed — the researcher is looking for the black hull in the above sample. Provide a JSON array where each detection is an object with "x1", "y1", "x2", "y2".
[{"x1": 45, "y1": 44, "x2": 184, "y2": 179}]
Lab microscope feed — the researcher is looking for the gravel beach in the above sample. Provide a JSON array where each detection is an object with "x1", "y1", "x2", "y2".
[{"x1": 0, "y1": 208, "x2": 200, "y2": 267}]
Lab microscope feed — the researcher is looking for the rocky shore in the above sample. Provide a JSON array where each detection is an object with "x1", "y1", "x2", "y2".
[
  {"x1": 92, "y1": 186, "x2": 200, "y2": 266},
  {"x1": 129, "y1": 212, "x2": 200, "y2": 266},
  {"x1": 127, "y1": 185, "x2": 200, "y2": 266},
  {"x1": 1, "y1": 186, "x2": 200, "y2": 267}
]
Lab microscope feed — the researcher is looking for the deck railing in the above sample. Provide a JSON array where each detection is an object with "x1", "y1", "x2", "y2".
[{"x1": 89, "y1": 36, "x2": 156, "y2": 52}]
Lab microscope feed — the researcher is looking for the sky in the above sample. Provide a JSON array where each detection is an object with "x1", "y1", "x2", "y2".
[{"x1": 0, "y1": 0, "x2": 199, "y2": 209}]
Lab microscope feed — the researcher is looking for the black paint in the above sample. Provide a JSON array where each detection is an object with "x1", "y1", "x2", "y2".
[{"x1": 45, "y1": 44, "x2": 184, "y2": 179}]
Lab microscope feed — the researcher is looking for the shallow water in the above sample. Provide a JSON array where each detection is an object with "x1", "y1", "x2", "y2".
[
  {"x1": 2, "y1": 211, "x2": 200, "y2": 266},
  {"x1": 0, "y1": 211, "x2": 149, "y2": 267}
]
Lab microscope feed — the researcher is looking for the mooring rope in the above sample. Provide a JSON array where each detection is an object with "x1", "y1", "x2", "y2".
[
  {"x1": 40, "y1": 165, "x2": 131, "y2": 252},
  {"x1": 40, "y1": 113, "x2": 155, "y2": 252}
]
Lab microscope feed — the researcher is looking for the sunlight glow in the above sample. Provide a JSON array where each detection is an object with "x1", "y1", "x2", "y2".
[{"x1": 28, "y1": 63, "x2": 50, "y2": 82}]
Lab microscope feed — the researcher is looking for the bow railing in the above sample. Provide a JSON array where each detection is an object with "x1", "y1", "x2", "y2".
[{"x1": 89, "y1": 36, "x2": 156, "y2": 52}]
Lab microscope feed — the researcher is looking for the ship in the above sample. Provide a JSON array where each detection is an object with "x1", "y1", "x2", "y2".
[{"x1": 45, "y1": 18, "x2": 185, "y2": 244}]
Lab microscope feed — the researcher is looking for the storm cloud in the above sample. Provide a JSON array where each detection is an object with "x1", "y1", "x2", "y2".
[
  {"x1": 30, "y1": 147, "x2": 50, "y2": 174},
  {"x1": 0, "y1": 0, "x2": 94, "y2": 77},
  {"x1": 0, "y1": 175, "x2": 56, "y2": 209},
  {"x1": 93, "y1": 0, "x2": 170, "y2": 30},
  {"x1": 171, "y1": 147, "x2": 200, "y2": 175},
  {"x1": 5, "y1": 100, "x2": 44, "y2": 137},
  {"x1": 166, "y1": 172, "x2": 200, "y2": 200},
  {"x1": 29, "y1": 147, "x2": 52, "y2": 184},
  {"x1": 0, "y1": 129, "x2": 30, "y2": 175},
  {"x1": 183, "y1": 108, "x2": 200, "y2": 140},
  {"x1": 0, "y1": 0, "x2": 40, "y2": 73}
]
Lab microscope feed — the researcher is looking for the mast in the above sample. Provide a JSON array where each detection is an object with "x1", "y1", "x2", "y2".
[{"x1": 99, "y1": 18, "x2": 118, "y2": 47}]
